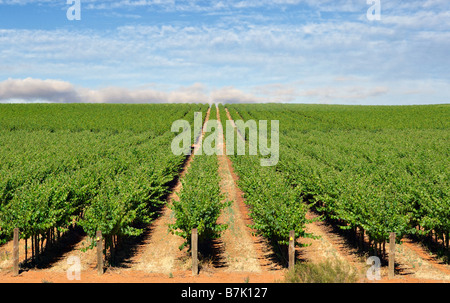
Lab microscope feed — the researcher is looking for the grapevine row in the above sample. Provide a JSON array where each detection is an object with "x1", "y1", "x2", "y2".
[
  {"x1": 218, "y1": 104, "x2": 312, "y2": 250},
  {"x1": 169, "y1": 105, "x2": 230, "y2": 250}
]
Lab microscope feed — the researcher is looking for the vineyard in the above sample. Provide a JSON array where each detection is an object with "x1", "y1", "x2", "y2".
[
  {"x1": 0, "y1": 104, "x2": 209, "y2": 264},
  {"x1": 0, "y1": 103, "x2": 449, "y2": 283},
  {"x1": 226, "y1": 103, "x2": 449, "y2": 259}
]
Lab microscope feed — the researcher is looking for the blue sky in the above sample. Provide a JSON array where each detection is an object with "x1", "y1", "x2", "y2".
[{"x1": 0, "y1": 0, "x2": 449, "y2": 104}]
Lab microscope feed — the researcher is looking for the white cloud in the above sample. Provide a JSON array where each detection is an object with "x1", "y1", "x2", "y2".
[
  {"x1": 2, "y1": 77, "x2": 447, "y2": 105},
  {"x1": 299, "y1": 86, "x2": 389, "y2": 101},
  {"x1": 0, "y1": 78, "x2": 257, "y2": 104},
  {"x1": 0, "y1": 78, "x2": 80, "y2": 102},
  {"x1": 210, "y1": 86, "x2": 266, "y2": 104}
]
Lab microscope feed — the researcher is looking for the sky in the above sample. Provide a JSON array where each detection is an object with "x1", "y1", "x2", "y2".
[{"x1": 0, "y1": 0, "x2": 449, "y2": 105}]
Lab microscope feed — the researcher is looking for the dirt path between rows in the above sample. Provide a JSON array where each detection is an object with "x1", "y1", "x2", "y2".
[
  {"x1": 215, "y1": 107, "x2": 260, "y2": 272},
  {"x1": 395, "y1": 238, "x2": 450, "y2": 281},
  {"x1": 215, "y1": 106, "x2": 283, "y2": 275},
  {"x1": 125, "y1": 108, "x2": 213, "y2": 274},
  {"x1": 297, "y1": 193, "x2": 450, "y2": 283},
  {"x1": 299, "y1": 211, "x2": 364, "y2": 276}
]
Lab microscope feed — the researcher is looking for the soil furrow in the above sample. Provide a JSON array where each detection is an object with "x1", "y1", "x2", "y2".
[
  {"x1": 127, "y1": 108, "x2": 212, "y2": 274},
  {"x1": 215, "y1": 106, "x2": 263, "y2": 273}
]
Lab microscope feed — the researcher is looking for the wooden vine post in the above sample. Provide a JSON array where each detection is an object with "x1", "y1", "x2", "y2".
[
  {"x1": 289, "y1": 230, "x2": 295, "y2": 271},
  {"x1": 96, "y1": 230, "x2": 103, "y2": 276},
  {"x1": 389, "y1": 232, "x2": 395, "y2": 279},
  {"x1": 192, "y1": 228, "x2": 198, "y2": 276},
  {"x1": 13, "y1": 228, "x2": 19, "y2": 276}
]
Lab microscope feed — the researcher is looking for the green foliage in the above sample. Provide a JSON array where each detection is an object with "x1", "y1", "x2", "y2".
[
  {"x1": 229, "y1": 152, "x2": 312, "y2": 246},
  {"x1": 169, "y1": 147, "x2": 229, "y2": 250},
  {"x1": 226, "y1": 103, "x2": 450, "y2": 251},
  {"x1": 0, "y1": 104, "x2": 210, "y2": 254}
]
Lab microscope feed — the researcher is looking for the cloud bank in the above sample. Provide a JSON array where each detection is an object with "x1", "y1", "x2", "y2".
[
  {"x1": 0, "y1": 78, "x2": 265, "y2": 104},
  {"x1": 2, "y1": 77, "x2": 446, "y2": 105}
]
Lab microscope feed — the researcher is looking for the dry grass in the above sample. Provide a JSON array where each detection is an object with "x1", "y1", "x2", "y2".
[{"x1": 285, "y1": 258, "x2": 359, "y2": 283}]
